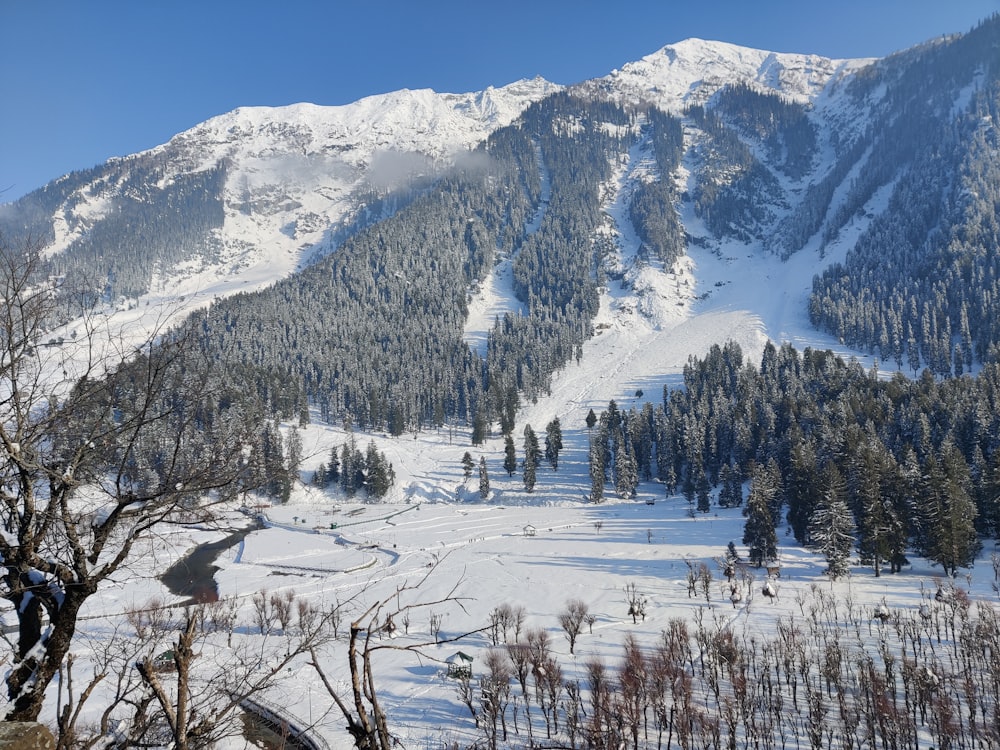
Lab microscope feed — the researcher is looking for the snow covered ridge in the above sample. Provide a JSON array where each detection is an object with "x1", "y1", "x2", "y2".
[
  {"x1": 5, "y1": 25, "x2": 989, "y2": 362},
  {"x1": 19, "y1": 38, "x2": 866, "y2": 285},
  {"x1": 156, "y1": 76, "x2": 564, "y2": 172},
  {"x1": 31, "y1": 38, "x2": 866, "y2": 306},
  {"x1": 589, "y1": 37, "x2": 873, "y2": 109}
]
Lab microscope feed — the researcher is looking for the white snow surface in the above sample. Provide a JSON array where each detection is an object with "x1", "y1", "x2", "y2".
[
  {"x1": 55, "y1": 139, "x2": 933, "y2": 749},
  {"x1": 591, "y1": 37, "x2": 873, "y2": 110},
  {"x1": 23, "y1": 38, "x2": 986, "y2": 749}
]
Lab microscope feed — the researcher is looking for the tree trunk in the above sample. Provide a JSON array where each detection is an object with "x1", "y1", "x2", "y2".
[{"x1": 6, "y1": 590, "x2": 87, "y2": 722}]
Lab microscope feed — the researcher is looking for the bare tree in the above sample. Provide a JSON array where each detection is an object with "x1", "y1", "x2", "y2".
[
  {"x1": 0, "y1": 236, "x2": 259, "y2": 722},
  {"x1": 51, "y1": 620, "x2": 153, "y2": 750},
  {"x1": 479, "y1": 649, "x2": 512, "y2": 750},
  {"x1": 308, "y1": 564, "x2": 482, "y2": 750},
  {"x1": 130, "y1": 593, "x2": 339, "y2": 750},
  {"x1": 558, "y1": 599, "x2": 590, "y2": 655},
  {"x1": 698, "y1": 562, "x2": 714, "y2": 604},
  {"x1": 252, "y1": 589, "x2": 273, "y2": 635},
  {"x1": 489, "y1": 602, "x2": 526, "y2": 645},
  {"x1": 506, "y1": 640, "x2": 534, "y2": 740},
  {"x1": 429, "y1": 611, "x2": 443, "y2": 644},
  {"x1": 50, "y1": 590, "x2": 336, "y2": 750},
  {"x1": 624, "y1": 582, "x2": 647, "y2": 623}
]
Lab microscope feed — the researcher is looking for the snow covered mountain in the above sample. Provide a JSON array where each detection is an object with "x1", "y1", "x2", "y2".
[
  {"x1": 2, "y1": 77, "x2": 559, "y2": 318},
  {"x1": 2, "y1": 21, "x2": 998, "y2": 405},
  {"x1": 590, "y1": 36, "x2": 870, "y2": 108},
  {"x1": 0, "y1": 39, "x2": 870, "y2": 314}
]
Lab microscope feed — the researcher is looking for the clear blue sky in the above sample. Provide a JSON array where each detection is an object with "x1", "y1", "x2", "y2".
[{"x1": 2, "y1": 0, "x2": 997, "y2": 201}]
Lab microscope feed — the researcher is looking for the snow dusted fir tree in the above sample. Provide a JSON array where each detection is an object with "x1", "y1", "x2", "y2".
[
  {"x1": 478, "y1": 455, "x2": 490, "y2": 500},
  {"x1": 918, "y1": 443, "x2": 981, "y2": 577},
  {"x1": 743, "y1": 463, "x2": 779, "y2": 567},
  {"x1": 589, "y1": 433, "x2": 605, "y2": 504},
  {"x1": 544, "y1": 417, "x2": 563, "y2": 471},
  {"x1": 522, "y1": 424, "x2": 540, "y2": 492},
  {"x1": 503, "y1": 434, "x2": 517, "y2": 477},
  {"x1": 809, "y1": 463, "x2": 854, "y2": 579},
  {"x1": 614, "y1": 444, "x2": 638, "y2": 499}
]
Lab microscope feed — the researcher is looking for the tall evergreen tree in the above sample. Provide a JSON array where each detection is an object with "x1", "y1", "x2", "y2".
[
  {"x1": 614, "y1": 443, "x2": 639, "y2": 499},
  {"x1": 286, "y1": 426, "x2": 303, "y2": 484},
  {"x1": 809, "y1": 463, "x2": 854, "y2": 579},
  {"x1": 471, "y1": 411, "x2": 488, "y2": 447},
  {"x1": 743, "y1": 463, "x2": 779, "y2": 566},
  {"x1": 851, "y1": 437, "x2": 902, "y2": 577},
  {"x1": 589, "y1": 434, "x2": 605, "y2": 504},
  {"x1": 976, "y1": 449, "x2": 1000, "y2": 537},
  {"x1": 461, "y1": 451, "x2": 475, "y2": 480},
  {"x1": 695, "y1": 465, "x2": 712, "y2": 513},
  {"x1": 523, "y1": 424, "x2": 540, "y2": 492},
  {"x1": 478, "y1": 456, "x2": 490, "y2": 501},
  {"x1": 544, "y1": 417, "x2": 563, "y2": 471},
  {"x1": 365, "y1": 441, "x2": 394, "y2": 500},
  {"x1": 258, "y1": 421, "x2": 290, "y2": 502},
  {"x1": 786, "y1": 430, "x2": 822, "y2": 543},
  {"x1": 340, "y1": 439, "x2": 365, "y2": 499},
  {"x1": 327, "y1": 444, "x2": 341, "y2": 486},
  {"x1": 313, "y1": 462, "x2": 327, "y2": 488},
  {"x1": 921, "y1": 444, "x2": 981, "y2": 576},
  {"x1": 503, "y1": 434, "x2": 517, "y2": 477},
  {"x1": 718, "y1": 462, "x2": 743, "y2": 508}
]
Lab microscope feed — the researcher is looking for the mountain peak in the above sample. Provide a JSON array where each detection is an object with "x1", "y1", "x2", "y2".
[
  {"x1": 601, "y1": 36, "x2": 874, "y2": 109},
  {"x1": 160, "y1": 77, "x2": 560, "y2": 175}
]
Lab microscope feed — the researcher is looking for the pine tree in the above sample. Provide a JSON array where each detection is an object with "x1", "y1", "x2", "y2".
[
  {"x1": 478, "y1": 456, "x2": 490, "y2": 501},
  {"x1": 809, "y1": 463, "x2": 854, "y2": 579},
  {"x1": 743, "y1": 463, "x2": 779, "y2": 567},
  {"x1": 851, "y1": 437, "x2": 900, "y2": 577},
  {"x1": 286, "y1": 426, "x2": 303, "y2": 483},
  {"x1": 786, "y1": 430, "x2": 822, "y2": 543},
  {"x1": 461, "y1": 451, "x2": 475, "y2": 479},
  {"x1": 682, "y1": 469, "x2": 697, "y2": 508},
  {"x1": 313, "y1": 462, "x2": 327, "y2": 487},
  {"x1": 975, "y1": 449, "x2": 1000, "y2": 536},
  {"x1": 471, "y1": 411, "x2": 488, "y2": 446},
  {"x1": 725, "y1": 541, "x2": 740, "y2": 564},
  {"x1": 504, "y1": 434, "x2": 517, "y2": 477},
  {"x1": 589, "y1": 435, "x2": 605, "y2": 504},
  {"x1": 718, "y1": 462, "x2": 742, "y2": 508},
  {"x1": 366, "y1": 440, "x2": 393, "y2": 499},
  {"x1": 259, "y1": 421, "x2": 290, "y2": 502},
  {"x1": 696, "y1": 465, "x2": 712, "y2": 513},
  {"x1": 544, "y1": 417, "x2": 563, "y2": 471},
  {"x1": 615, "y1": 443, "x2": 638, "y2": 499},
  {"x1": 523, "y1": 424, "x2": 540, "y2": 492},
  {"x1": 340, "y1": 439, "x2": 365, "y2": 499},
  {"x1": 921, "y1": 444, "x2": 981, "y2": 576},
  {"x1": 327, "y1": 445, "x2": 341, "y2": 486}
]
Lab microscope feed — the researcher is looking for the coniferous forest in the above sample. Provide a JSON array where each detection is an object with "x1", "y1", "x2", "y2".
[{"x1": 586, "y1": 341, "x2": 1000, "y2": 577}]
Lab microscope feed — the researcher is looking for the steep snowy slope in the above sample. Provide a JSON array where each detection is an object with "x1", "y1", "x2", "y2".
[
  {"x1": 589, "y1": 37, "x2": 871, "y2": 108},
  {"x1": 33, "y1": 77, "x2": 561, "y2": 320}
]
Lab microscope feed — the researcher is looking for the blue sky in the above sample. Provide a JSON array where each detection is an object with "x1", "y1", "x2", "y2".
[{"x1": 2, "y1": 0, "x2": 997, "y2": 201}]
